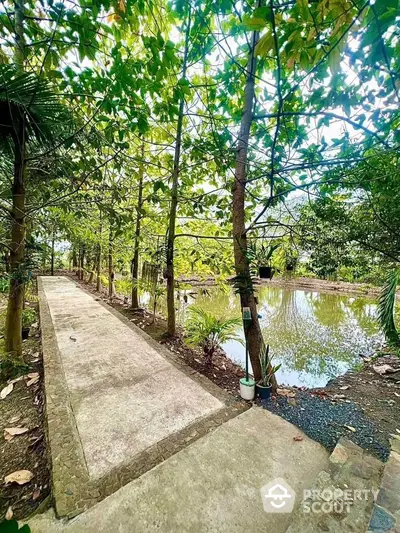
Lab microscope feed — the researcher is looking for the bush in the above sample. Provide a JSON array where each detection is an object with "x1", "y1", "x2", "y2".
[
  {"x1": 185, "y1": 307, "x2": 243, "y2": 366},
  {"x1": 22, "y1": 309, "x2": 36, "y2": 328},
  {"x1": 0, "y1": 277, "x2": 9, "y2": 293}
]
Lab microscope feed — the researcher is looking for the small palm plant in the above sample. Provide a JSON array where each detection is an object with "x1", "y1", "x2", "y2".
[
  {"x1": 185, "y1": 307, "x2": 243, "y2": 366},
  {"x1": 378, "y1": 268, "x2": 400, "y2": 346}
]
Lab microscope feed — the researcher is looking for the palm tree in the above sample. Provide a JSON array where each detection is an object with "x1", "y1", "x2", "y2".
[
  {"x1": 0, "y1": 64, "x2": 71, "y2": 359},
  {"x1": 378, "y1": 268, "x2": 400, "y2": 346},
  {"x1": 185, "y1": 306, "x2": 243, "y2": 366}
]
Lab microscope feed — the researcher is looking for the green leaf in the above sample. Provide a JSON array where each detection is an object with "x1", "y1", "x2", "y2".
[{"x1": 137, "y1": 117, "x2": 149, "y2": 134}]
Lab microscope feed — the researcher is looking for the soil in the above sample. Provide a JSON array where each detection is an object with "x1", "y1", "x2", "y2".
[
  {"x1": 0, "y1": 296, "x2": 50, "y2": 521},
  {"x1": 69, "y1": 273, "x2": 246, "y2": 396},
  {"x1": 263, "y1": 351, "x2": 400, "y2": 461}
]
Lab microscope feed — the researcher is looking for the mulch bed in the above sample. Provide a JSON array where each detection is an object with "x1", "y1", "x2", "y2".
[
  {"x1": 262, "y1": 352, "x2": 400, "y2": 461},
  {"x1": 0, "y1": 299, "x2": 50, "y2": 521}
]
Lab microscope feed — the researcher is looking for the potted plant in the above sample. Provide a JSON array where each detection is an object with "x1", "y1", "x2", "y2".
[
  {"x1": 286, "y1": 257, "x2": 297, "y2": 272},
  {"x1": 256, "y1": 344, "x2": 281, "y2": 400},
  {"x1": 22, "y1": 309, "x2": 36, "y2": 340},
  {"x1": 246, "y1": 242, "x2": 280, "y2": 279}
]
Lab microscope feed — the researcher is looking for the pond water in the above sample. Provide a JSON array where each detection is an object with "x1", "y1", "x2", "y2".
[{"x1": 151, "y1": 285, "x2": 385, "y2": 388}]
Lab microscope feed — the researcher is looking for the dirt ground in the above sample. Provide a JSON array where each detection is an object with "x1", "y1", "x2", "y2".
[
  {"x1": 320, "y1": 351, "x2": 400, "y2": 441},
  {"x1": 0, "y1": 298, "x2": 50, "y2": 521}
]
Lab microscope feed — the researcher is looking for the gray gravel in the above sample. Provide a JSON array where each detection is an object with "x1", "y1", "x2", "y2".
[{"x1": 262, "y1": 391, "x2": 390, "y2": 461}]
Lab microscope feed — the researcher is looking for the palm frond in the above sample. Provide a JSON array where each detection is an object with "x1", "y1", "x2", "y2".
[
  {"x1": 378, "y1": 268, "x2": 400, "y2": 345},
  {"x1": 0, "y1": 65, "x2": 73, "y2": 148},
  {"x1": 185, "y1": 306, "x2": 243, "y2": 357}
]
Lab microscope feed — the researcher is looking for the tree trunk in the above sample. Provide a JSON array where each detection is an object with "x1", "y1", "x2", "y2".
[
  {"x1": 108, "y1": 231, "x2": 114, "y2": 299},
  {"x1": 72, "y1": 247, "x2": 78, "y2": 274},
  {"x1": 166, "y1": 9, "x2": 191, "y2": 336},
  {"x1": 50, "y1": 233, "x2": 55, "y2": 276},
  {"x1": 5, "y1": 0, "x2": 26, "y2": 360},
  {"x1": 131, "y1": 143, "x2": 144, "y2": 309},
  {"x1": 80, "y1": 245, "x2": 85, "y2": 280},
  {"x1": 96, "y1": 241, "x2": 101, "y2": 292},
  {"x1": 5, "y1": 123, "x2": 26, "y2": 359},
  {"x1": 88, "y1": 261, "x2": 96, "y2": 284},
  {"x1": 232, "y1": 15, "x2": 277, "y2": 391}
]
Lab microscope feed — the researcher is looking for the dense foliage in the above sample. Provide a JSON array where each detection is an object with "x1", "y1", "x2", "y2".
[{"x1": 0, "y1": 0, "x2": 399, "y2": 369}]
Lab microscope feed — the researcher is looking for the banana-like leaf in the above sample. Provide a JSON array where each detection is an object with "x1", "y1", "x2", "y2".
[{"x1": 378, "y1": 268, "x2": 400, "y2": 345}]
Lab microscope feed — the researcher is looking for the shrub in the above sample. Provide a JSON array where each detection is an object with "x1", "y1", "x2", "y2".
[
  {"x1": 185, "y1": 307, "x2": 243, "y2": 366},
  {"x1": 22, "y1": 309, "x2": 36, "y2": 328}
]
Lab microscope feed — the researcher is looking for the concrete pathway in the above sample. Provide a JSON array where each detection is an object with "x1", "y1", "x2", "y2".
[
  {"x1": 39, "y1": 276, "x2": 237, "y2": 516},
  {"x1": 29, "y1": 408, "x2": 329, "y2": 533},
  {"x1": 40, "y1": 276, "x2": 223, "y2": 479},
  {"x1": 36, "y1": 276, "x2": 330, "y2": 531}
]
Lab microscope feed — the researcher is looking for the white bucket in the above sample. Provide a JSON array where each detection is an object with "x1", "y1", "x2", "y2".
[{"x1": 239, "y1": 378, "x2": 256, "y2": 401}]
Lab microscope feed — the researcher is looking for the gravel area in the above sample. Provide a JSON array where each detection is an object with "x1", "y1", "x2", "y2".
[{"x1": 262, "y1": 391, "x2": 391, "y2": 461}]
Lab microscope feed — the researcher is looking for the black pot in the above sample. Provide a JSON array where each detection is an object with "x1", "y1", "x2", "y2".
[
  {"x1": 259, "y1": 266, "x2": 273, "y2": 279},
  {"x1": 22, "y1": 327, "x2": 30, "y2": 340},
  {"x1": 256, "y1": 383, "x2": 272, "y2": 400}
]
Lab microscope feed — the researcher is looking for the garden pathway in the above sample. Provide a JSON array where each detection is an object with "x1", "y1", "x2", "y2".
[{"x1": 34, "y1": 275, "x2": 330, "y2": 532}]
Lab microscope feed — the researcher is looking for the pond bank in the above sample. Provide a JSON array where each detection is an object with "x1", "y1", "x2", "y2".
[
  {"x1": 177, "y1": 275, "x2": 386, "y2": 296},
  {"x1": 263, "y1": 352, "x2": 400, "y2": 461}
]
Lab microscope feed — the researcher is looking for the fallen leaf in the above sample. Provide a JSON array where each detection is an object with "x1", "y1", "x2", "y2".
[
  {"x1": 69, "y1": 336, "x2": 77, "y2": 342},
  {"x1": 26, "y1": 376, "x2": 39, "y2": 387},
  {"x1": 344, "y1": 425, "x2": 356, "y2": 433},
  {"x1": 277, "y1": 388, "x2": 296, "y2": 398},
  {"x1": 9, "y1": 415, "x2": 21, "y2": 424},
  {"x1": 26, "y1": 372, "x2": 39, "y2": 379},
  {"x1": 0, "y1": 383, "x2": 13, "y2": 399},
  {"x1": 32, "y1": 488, "x2": 41, "y2": 501},
  {"x1": 4, "y1": 470, "x2": 34, "y2": 485},
  {"x1": 373, "y1": 365, "x2": 400, "y2": 376},
  {"x1": 5, "y1": 506, "x2": 13, "y2": 520},
  {"x1": 10, "y1": 376, "x2": 24, "y2": 384},
  {"x1": 339, "y1": 386, "x2": 350, "y2": 390},
  {"x1": 333, "y1": 394, "x2": 346, "y2": 400},
  {"x1": 293, "y1": 435, "x2": 303, "y2": 442},
  {"x1": 4, "y1": 427, "x2": 29, "y2": 437}
]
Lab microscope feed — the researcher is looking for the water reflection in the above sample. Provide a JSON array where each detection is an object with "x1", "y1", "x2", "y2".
[{"x1": 152, "y1": 285, "x2": 385, "y2": 388}]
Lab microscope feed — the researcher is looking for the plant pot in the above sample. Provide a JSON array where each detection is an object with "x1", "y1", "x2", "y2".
[
  {"x1": 256, "y1": 382, "x2": 272, "y2": 400},
  {"x1": 259, "y1": 266, "x2": 273, "y2": 279},
  {"x1": 22, "y1": 327, "x2": 30, "y2": 340},
  {"x1": 239, "y1": 378, "x2": 256, "y2": 401}
]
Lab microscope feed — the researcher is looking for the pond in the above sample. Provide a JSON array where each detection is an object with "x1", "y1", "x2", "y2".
[{"x1": 151, "y1": 285, "x2": 385, "y2": 388}]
